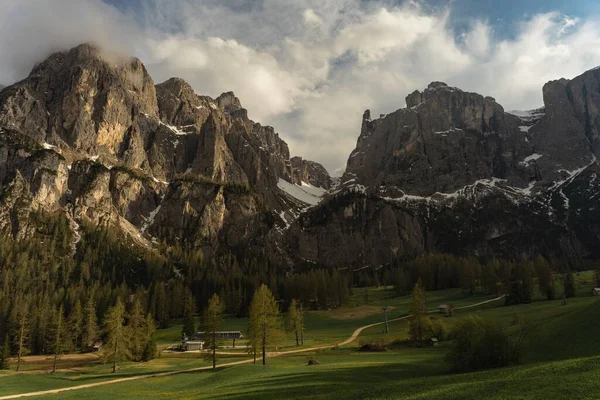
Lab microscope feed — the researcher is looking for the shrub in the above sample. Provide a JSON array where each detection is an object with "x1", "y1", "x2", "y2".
[
  {"x1": 446, "y1": 316, "x2": 526, "y2": 372},
  {"x1": 431, "y1": 318, "x2": 448, "y2": 341},
  {"x1": 141, "y1": 339, "x2": 158, "y2": 362}
]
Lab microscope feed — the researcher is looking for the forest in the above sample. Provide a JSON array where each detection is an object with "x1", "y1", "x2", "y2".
[{"x1": 0, "y1": 210, "x2": 597, "y2": 359}]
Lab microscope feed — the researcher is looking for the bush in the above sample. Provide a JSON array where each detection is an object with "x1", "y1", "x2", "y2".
[
  {"x1": 431, "y1": 318, "x2": 448, "y2": 341},
  {"x1": 141, "y1": 339, "x2": 158, "y2": 362},
  {"x1": 446, "y1": 316, "x2": 526, "y2": 372}
]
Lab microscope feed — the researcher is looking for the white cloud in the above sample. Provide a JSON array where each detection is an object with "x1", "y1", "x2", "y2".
[
  {"x1": 303, "y1": 9, "x2": 324, "y2": 26},
  {"x1": 2, "y1": 1, "x2": 600, "y2": 175}
]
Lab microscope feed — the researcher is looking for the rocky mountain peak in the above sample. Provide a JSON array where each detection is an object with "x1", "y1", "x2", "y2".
[{"x1": 291, "y1": 157, "x2": 332, "y2": 189}]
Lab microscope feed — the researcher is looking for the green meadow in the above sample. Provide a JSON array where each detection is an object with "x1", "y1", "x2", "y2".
[{"x1": 2, "y1": 271, "x2": 599, "y2": 400}]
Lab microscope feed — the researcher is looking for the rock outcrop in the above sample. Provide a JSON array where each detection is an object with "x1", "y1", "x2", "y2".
[
  {"x1": 0, "y1": 43, "x2": 330, "y2": 264},
  {"x1": 291, "y1": 157, "x2": 332, "y2": 189},
  {"x1": 287, "y1": 71, "x2": 600, "y2": 268}
]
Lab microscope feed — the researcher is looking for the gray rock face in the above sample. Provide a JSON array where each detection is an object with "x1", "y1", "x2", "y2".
[
  {"x1": 0, "y1": 44, "x2": 159, "y2": 170},
  {"x1": 288, "y1": 70, "x2": 600, "y2": 268},
  {"x1": 344, "y1": 83, "x2": 539, "y2": 196},
  {"x1": 291, "y1": 157, "x2": 332, "y2": 189},
  {"x1": 0, "y1": 43, "x2": 330, "y2": 264}
]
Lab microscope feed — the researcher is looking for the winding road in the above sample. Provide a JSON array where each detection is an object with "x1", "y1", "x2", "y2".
[{"x1": 0, "y1": 295, "x2": 504, "y2": 399}]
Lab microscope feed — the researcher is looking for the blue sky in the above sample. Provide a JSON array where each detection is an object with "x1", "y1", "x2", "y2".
[{"x1": 3, "y1": 0, "x2": 600, "y2": 173}]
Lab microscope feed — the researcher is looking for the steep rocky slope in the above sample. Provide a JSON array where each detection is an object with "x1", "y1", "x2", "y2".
[
  {"x1": 0, "y1": 43, "x2": 329, "y2": 262},
  {"x1": 286, "y1": 70, "x2": 600, "y2": 268}
]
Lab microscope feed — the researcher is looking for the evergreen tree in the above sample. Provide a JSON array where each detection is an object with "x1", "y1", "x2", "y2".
[
  {"x1": 182, "y1": 289, "x2": 196, "y2": 338},
  {"x1": 535, "y1": 256, "x2": 555, "y2": 300},
  {"x1": 15, "y1": 302, "x2": 28, "y2": 372},
  {"x1": 68, "y1": 300, "x2": 84, "y2": 352},
  {"x1": 247, "y1": 284, "x2": 283, "y2": 365},
  {"x1": 128, "y1": 299, "x2": 146, "y2": 361},
  {"x1": 408, "y1": 279, "x2": 427, "y2": 343},
  {"x1": 285, "y1": 299, "x2": 302, "y2": 346},
  {"x1": 102, "y1": 298, "x2": 131, "y2": 373},
  {"x1": 51, "y1": 305, "x2": 65, "y2": 373},
  {"x1": 564, "y1": 271, "x2": 576, "y2": 298},
  {"x1": 141, "y1": 313, "x2": 157, "y2": 362},
  {"x1": 82, "y1": 298, "x2": 98, "y2": 350},
  {"x1": 0, "y1": 335, "x2": 10, "y2": 370},
  {"x1": 203, "y1": 294, "x2": 224, "y2": 370}
]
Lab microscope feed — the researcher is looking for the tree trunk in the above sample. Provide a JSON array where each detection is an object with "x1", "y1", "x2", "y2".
[
  {"x1": 212, "y1": 331, "x2": 216, "y2": 370},
  {"x1": 112, "y1": 325, "x2": 119, "y2": 373},
  {"x1": 262, "y1": 315, "x2": 266, "y2": 366},
  {"x1": 53, "y1": 309, "x2": 63, "y2": 374}
]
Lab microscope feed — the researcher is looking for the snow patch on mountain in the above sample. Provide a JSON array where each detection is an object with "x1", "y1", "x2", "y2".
[{"x1": 277, "y1": 179, "x2": 326, "y2": 206}]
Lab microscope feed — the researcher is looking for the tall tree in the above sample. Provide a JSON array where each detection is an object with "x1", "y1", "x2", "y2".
[
  {"x1": 82, "y1": 298, "x2": 98, "y2": 350},
  {"x1": 128, "y1": 299, "x2": 146, "y2": 361},
  {"x1": 408, "y1": 279, "x2": 427, "y2": 343},
  {"x1": 15, "y1": 302, "x2": 28, "y2": 372},
  {"x1": 182, "y1": 289, "x2": 196, "y2": 338},
  {"x1": 535, "y1": 256, "x2": 555, "y2": 300},
  {"x1": 102, "y1": 298, "x2": 131, "y2": 373},
  {"x1": 141, "y1": 313, "x2": 157, "y2": 362},
  {"x1": 0, "y1": 335, "x2": 10, "y2": 370},
  {"x1": 68, "y1": 300, "x2": 84, "y2": 352},
  {"x1": 51, "y1": 305, "x2": 65, "y2": 373},
  {"x1": 247, "y1": 284, "x2": 283, "y2": 365},
  {"x1": 203, "y1": 294, "x2": 224, "y2": 370},
  {"x1": 285, "y1": 299, "x2": 303, "y2": 346}
]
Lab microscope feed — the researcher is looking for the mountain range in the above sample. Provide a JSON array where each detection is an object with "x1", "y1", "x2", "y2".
[{"x1": 1, "y1": 43, "x2": 599, "y2": 270}]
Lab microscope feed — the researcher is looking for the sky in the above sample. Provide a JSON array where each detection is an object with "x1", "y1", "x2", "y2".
[{"x1": 2, "y1": 1, "x2": 600, "y2": 175}]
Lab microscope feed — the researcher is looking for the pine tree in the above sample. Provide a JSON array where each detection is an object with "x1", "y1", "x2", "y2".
[
  {"x1": 141, "y1": 313, "x2": 157, "y2": 362},
  {"x1": 182, "y1": 290, "x2": 196, "y2": 338},
  {"x1": 0, "y1": 335, "x2": 10, "y2": 370},
  {"x1": 564, "y1": 271, "x2": 576, "y2": 298},
  {"x1": 535, "y1": 256, "x2": 555, "y2": 300},
  {"x1": 68, "y1": 300, "x2": 84, "y2": 352},
  {"x1": 15, "y1": 302, "x2": 28, "y2": 372},
  {"x1": 102, "y1": 298, "x2": 131, "y2": 373},
  {"x1": 285, "y1": 299, "x2": 302, "y2": 346},
  {"x1": 51, "y1": 305, "x2": 65, "y2": 373},
  {"x1": 409, "y1": 279, "x2": 427, "y2": 343},
  {"x1": 247, "y1": 284, "x2": 283, "y2": 365},
  {"x1": 128, "y1": 299, "x2": 145, "y2": 361},
  {"x1": 82, "y1": 298, "x2": 98, "y2": 350},
  {"x1": 203, "y1": 294, "x2": 224, "y2": 370}
]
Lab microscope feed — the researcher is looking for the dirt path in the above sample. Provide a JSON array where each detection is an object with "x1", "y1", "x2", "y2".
[{"x1": 0, "y1": 295, "x2": 505, "y2": 399}]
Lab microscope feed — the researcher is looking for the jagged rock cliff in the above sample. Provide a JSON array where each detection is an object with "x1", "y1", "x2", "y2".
[
  {"x1": 287, "y1": 70, "x2": 600, "y2": 268},
  {"x1": 2, "y1": 42, "x2": 599, "y2": 271},
  {"x1": 0, "y1": 43, "x2": 330, "y2": 263},
  {"x1": 291, "y1": 157, "x2": 332, "y2": 189}
]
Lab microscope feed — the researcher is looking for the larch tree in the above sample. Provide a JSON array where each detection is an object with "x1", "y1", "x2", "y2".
[
  {"x1": 102, "y1": 298, "x2": 131, "y2": 373},
  {"x1": 285, "y1": 299, "x2": 302, "y2": 346},
  {"x1": 247, "y1": 284, "x2": 283, "y2": 365},
  {"x1": 0, "y1": 335, "x2": 10, "y2": 370},
  {"x1": 16, "y1": 301, "x2": 29, "y2": 372},
  {"x1": 51, "y1": 305, "x2": 65, "y2": 373},
  {"x1": 203, "y1": 293, "x2": 224, "y2": 370},
  {"x1": 141, "y1": 313, "x2": 157, "y2": 362},
  {"x1": 182, "y1": 289, "x2": 196, "y2": 338},
  {"x1": 409, "y1": 279, "x2": 427, "y2": 343},
  {"x1": 128, "y1": 299, "x2": 146, "y2": 361},
  {"x1": 68, "y1": 300, "x2": 84, "y2": 352},
  {"x1": 82, "y1": 298, "x2": 98, "y2": 349}
]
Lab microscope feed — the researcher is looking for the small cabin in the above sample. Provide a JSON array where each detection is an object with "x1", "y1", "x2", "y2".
[
  {"x1": 592, "y1": 288, "x2": 600, "y2": 296},
  {"x1": 183, "y1": 340, "x2": 204, "y2": 351},
  {"x1": 430, "y1": 338, "x2": 439, "y2": 347},
  {"x1": 90, "y1": 341, "x2": 103, "y2": 352}
]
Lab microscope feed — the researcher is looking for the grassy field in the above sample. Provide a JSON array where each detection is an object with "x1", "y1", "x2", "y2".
[{"x1": 3, "y1": 272, "x2": 600, "y2": 399}]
